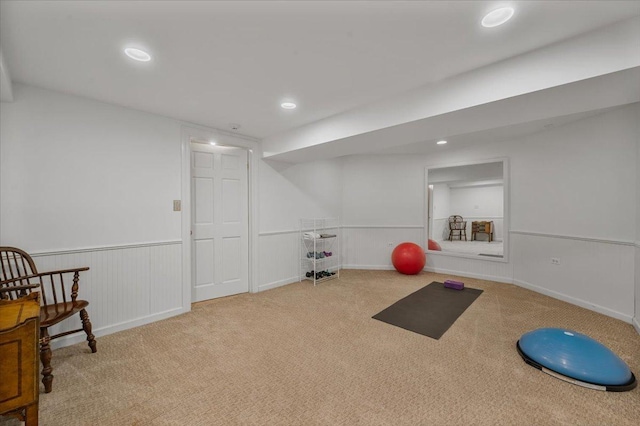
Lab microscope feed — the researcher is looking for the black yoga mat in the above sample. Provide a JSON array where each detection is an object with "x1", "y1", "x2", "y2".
[{"x1": 372, "y1": 282, "x2": 483, "y2": 339}]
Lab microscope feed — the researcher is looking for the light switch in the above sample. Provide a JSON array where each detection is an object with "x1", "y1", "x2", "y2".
[{"x1": 173, "y1": 200, "x2": 181, "y2": 211}]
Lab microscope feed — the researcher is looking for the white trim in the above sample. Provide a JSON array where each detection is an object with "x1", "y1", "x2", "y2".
[
  {"x1": 635, "y1": 240, "x2": 640, "y2": 248},
  {"x1": 510, "y1": 230, "x2": 635, "y2": 246},
  {"x1": 422, "y1": 266, "x2": 513, "y2": 284},
  {"x1": 259, "y1": 229, "x2": 299, "y2": 236},
  {"x1": 452, "y1": 216, "x2": 504, "y2": 220},
  {"x1": 258, "y1": 276, "x2": 299, "y2": 292},
  {"x1": 50, "y1": 307, "x2": 188, "y2": 350},
  {"x1": 181, "y1": 125, "x2": 261, "y2": 308},
  {"x1": 513, "y1": 279, "x2": 633, "y2": 324},
  {"x1": 342, "y1": 225, "x2": 424, "y2": 229},
  {"x1": 426, "y1": 246, "x2": 507, "y2": 263},
  {"x1": 344, "y1": 264, "x2": 513, "y2": 284},
  {"x1": 425, "y1": 157, "x2": 510, "y2": 264},
  {"x1": 181, "y1": 121, "x2": 260, "y2": 144},
  {"x1": 343, "y1": 264, "x2": 395, "y2": 271},
  {"x1": 261, "y1": 225, "x2": 427, "y2": 234},
  {"x1": 30, "y1": 240, "x2": 182, "y2": 257},
  {"x1": 427, "y1": 249, "x2": 505, "y2": 259},
  {"x1": 633, "y1": 317, "x2": 640, "y2": 336}
]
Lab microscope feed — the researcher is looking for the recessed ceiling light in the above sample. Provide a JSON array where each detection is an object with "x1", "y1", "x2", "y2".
[
  {"x1": 481, "y1": 7, "x2": 515, "y2": 28},
  {"x1": 124, "y1": 47, "x2": 151, "y2": 62},
  {"x1": 437, "y1": 140, "x2": 447, "y2": 145},
  {"x1": 209, "y1": 141, "x2": 217, "y2": 146},
  {"x1": 281, "y1": 102, "x2": 297, "y2": 109}
]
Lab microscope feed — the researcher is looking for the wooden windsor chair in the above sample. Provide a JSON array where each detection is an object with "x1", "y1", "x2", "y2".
[{"x1": 0, "y1": 247, "x2": 96, "y2": 393}]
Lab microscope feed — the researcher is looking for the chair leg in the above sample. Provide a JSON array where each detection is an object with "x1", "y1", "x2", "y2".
[
  {"x1": 80, "y1": 309, "x2": 97, "y2": 353},
  {"x1": 39, "y1": 328, "x2": 53, "y2": 393}
]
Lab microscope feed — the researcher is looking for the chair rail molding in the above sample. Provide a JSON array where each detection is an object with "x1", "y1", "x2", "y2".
[
  {"x1": 510, "y1": 230, "x2": 635, "y2": 246},
  {"x1": 30, "y1": 240, "x2": 182, "y2": 257},
  {"x1": 27, "y1": 241, "x2": 184, "y2": 349}
]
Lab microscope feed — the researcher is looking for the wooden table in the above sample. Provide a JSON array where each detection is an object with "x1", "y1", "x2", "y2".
[
  {"x1": 471, "y1": 221, "x2": 494, "y2": 242},
  {"x1": 0, "y1": 292, "x2": 40, "y2": 425}
]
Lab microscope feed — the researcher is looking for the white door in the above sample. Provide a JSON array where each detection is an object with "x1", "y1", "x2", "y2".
[{"x1": 191, "y1": 142, "x2": 248, "y2": 302}]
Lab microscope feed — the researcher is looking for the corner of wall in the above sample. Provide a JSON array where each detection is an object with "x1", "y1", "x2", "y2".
[{"x1": 635, "y1": 103, "x2": 640, "y2": 334}]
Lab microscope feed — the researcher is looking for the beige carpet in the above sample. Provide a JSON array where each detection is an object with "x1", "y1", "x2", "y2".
[{"x1": 2, "y1": 270, "x2": 639, "y2": 425}]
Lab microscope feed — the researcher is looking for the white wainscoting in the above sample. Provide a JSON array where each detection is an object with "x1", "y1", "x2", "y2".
[
  {"x1": 341, "y1": 226, "x2": 636, "y2": 324},
  {"x1": 511, "y1": 232, "x2": 635, "y2": 323},
  {"x1": 425, "y1": 252, "x2": 513, "y2": 283},
  {"x1": 31, "y1": 241, "x2": 184, "y2": 349},
  {"x1": 258, "y1": 231, "x2": 301, "y2": 291}
]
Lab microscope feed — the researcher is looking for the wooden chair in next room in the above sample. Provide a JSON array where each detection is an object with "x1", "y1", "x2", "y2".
[{"x1": 448, "y1": 215, "x2": 467, "y2": 241}]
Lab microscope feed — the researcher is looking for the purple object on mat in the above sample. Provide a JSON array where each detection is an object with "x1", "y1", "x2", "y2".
[{"x1": 444, "y1": 280, "x2": 464, "y2": 290}]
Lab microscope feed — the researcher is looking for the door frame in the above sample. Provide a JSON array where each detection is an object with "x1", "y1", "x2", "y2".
[{"x1": 181, "y1": 125, "x2": 260, "y2": 308}]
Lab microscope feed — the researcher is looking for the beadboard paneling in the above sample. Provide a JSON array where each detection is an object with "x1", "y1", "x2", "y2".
[
  {"x1": 425, "y1": 251, "x2": 513, "y2": 283},
  {"x1": 258, "y1": 231, "x2": 300, "y2": 291},
  {"x1": 31, "y1": 242, "x2": 183, "y2": 349},
  {"x1": 512, "y1": 233, "x2": 635, "y2": 322}
]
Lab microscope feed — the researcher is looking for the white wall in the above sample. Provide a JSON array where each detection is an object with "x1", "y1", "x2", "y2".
[
  {"x1": 257, "y1": 157, "x2": 343, "y2": 290},
  {"x1": 432, "y1": 183, "x2": 450, "y2": 220},
  {"x1": 635, "y1": 104, "x2": 640, "y2": 333},
  {"x1": 428, "y1": 162, "x2": 502, "y2": 184},
  {"x1": 341, "y1": 104, "x2": 639, "y2": 322},
  {"x1": 450, "y1": 185, "x2": 503, "y2": 219},
  {"x1": 0, "y1": 84, "x2": 185, "y2": 347},
  {"x1": 1, "y1": 85, "x2": 182, "y2": 251},
  {"x1": 342, "y1": 154, "x2": 425, "y2": 227},
  {"x1": 259, "y1": 158, "x2": 342, "y2": 232},
  {"x1": 431, "y1": 183, "x2": 450, "y2": 240}
]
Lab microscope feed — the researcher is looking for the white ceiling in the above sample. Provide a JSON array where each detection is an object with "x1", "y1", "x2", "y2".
[
  {"x1": 1, "y1": 1, "x2": 639, "y2": 139},
  {"x1": 374, "y1": 106, "x2": 623, "y2": 156}
]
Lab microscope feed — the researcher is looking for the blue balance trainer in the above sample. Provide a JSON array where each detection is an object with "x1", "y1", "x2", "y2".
[{"x1": 517, "y1": 328, "x2": 636, "y2": 391}]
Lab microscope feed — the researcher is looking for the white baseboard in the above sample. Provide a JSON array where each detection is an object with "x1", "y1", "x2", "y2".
[
  {"x1": 258, "y1": 276, "x2": 299, "y2": 292},
  {"x1": 423, "y1": 266, "x2": 512, "y2": 284},
  {"x1": 513, "y1": 279, "x2": 633, "y2": 324},
  {"x1": 343, "y1": 264, "x2": 512, "y2": 284},
  {"x1": 633, "y1": 317, "x2": 640, "y2": 335},
  {"x1": 50, "y1": 306, "x2": 189, "y2": 350},
  {"x1": 342, "y1": 264, "x2": 395, "y2": 271}
]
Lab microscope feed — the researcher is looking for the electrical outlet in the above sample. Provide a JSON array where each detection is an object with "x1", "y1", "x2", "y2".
[
  {"x1": 551, "y1": 257, "x2": 560, "y2": 265},
  {"x1": 173, "y1": 200, "x2": 181, "y2": 211}
]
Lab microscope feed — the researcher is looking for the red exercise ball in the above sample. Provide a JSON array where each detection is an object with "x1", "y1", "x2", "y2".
[
  {"x1": 428, "y1": 239, "x2": 442, "y2": 251},
  {"x1": 392, "y1": 242, "x2": 426, "y2": 275}
]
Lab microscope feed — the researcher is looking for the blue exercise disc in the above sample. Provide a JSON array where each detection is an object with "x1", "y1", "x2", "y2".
[{"x1": 517, "y1": 328, "x2": 636, "y2": 391}]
